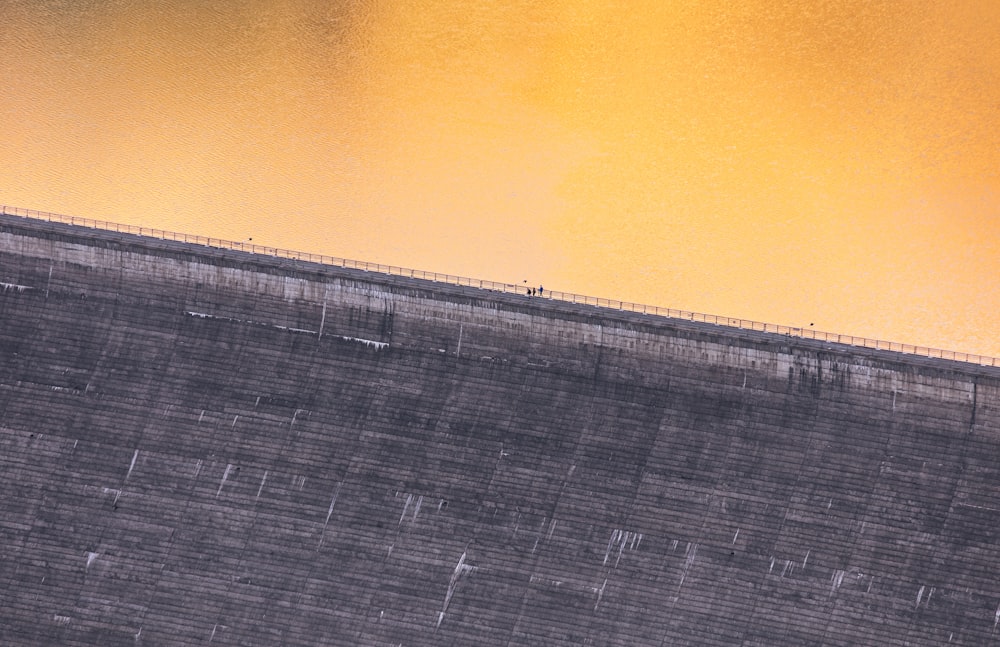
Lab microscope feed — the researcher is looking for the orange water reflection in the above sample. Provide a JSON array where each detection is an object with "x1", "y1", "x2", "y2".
[{"x1": 2, "y1": 1, "x2": 998, "y2": 356}]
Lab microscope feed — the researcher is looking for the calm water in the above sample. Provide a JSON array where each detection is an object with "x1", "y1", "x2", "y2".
[{"x1": 2, "y1": 1, "x2": 999, "y2": 356}]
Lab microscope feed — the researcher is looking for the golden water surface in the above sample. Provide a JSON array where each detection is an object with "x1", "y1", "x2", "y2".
[{"x1": 2, "y1": 1, "x2": 998, "y2": 356}]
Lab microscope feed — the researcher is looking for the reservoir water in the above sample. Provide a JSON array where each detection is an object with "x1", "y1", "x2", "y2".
[{"x1": 2, "y1": 1, "x2": 998, "y2": 356}]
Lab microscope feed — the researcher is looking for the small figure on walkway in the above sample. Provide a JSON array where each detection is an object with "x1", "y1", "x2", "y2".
[
  {"x1": 526, "y1": 287, "x2": 532, "y2": 296},
  {"x1": 538, "y1": 285, "x2": 544, "y2": 296}
]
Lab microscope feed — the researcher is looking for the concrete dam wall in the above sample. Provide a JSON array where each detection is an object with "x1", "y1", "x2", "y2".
[{"x1": 2, "y1": 214, "x2": 999, "y2": 646}]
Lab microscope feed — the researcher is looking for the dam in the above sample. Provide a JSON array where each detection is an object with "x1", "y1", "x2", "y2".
[{"x1": 1, "y1": 211, "x2": 999, "y2": 646}]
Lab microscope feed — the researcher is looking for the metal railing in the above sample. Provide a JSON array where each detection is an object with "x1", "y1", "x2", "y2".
[{"x1": 3, "y1": 204, "x2": 997, "y2": 367}]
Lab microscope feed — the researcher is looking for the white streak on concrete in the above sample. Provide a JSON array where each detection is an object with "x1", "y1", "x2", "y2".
[
  {"x1": 441, "y1": 551, "x2": 474, "y2": 615},
  {"x1": 830, "y1": 569, "x2": 845, "y2": 596},
  {"x1": 802, "y1": 550, "x2": 810, "y2": 569},
  {"x1": 318, "y1": 483, "x2": 343, "y2": 548},
  {"x1": 198, "y1": 410, "x2": 205, "y2": 423},
  {"x1": 916, "y1": 585, "x2": 925, "y2": 607},
  {"x1": 604, "y1": 529, "x2": 642, "y2": 567},
  {"x1": 594, "y1": 578, "x2": 608, "y2": 611},
  {"x1": 678, "y1": 544, "x2": 698, "y2": 589},
  {"x1": 603, "y1": 530, "x2": 620, "y2": 566},
  {"x1": 53, "y1": 614, "x2": 71, "y2": 625},
  {"x1": 185, "y1": 311, "x2": 316, "y2": 335},
  {"x1": 0, "y1": 282, "x2": 31, "y2": 292},
  {"x1": 273, "y1": 324, "x2": 317, "y2": 334},
  {"x1": 399, "y1": 494, "x2": 413, "y2": 526},
  {"x1": 529, "y1": 574, "x2": 564, "y2": 587},
  {"x1": 126, "y1": 450, "x2": 139, "y2": 481},
  {"x1": 956, "y1": 502, "x2": 1000, "y2": 513},
  {"x1": 86, "y1": 552, "x2": 98, "y2": 570},
  {"x1": 194, "y1": 460, "x2": 203, "y2": 478},
  {"x1": 325, "y1": 483, "x2": 342, "y2": 525},
  {"x1": 994, "y1": 602, "x2": 1000, "y2": 628},
  {"x1": 318, "y1": 299, "x2": 327, "y2": 339},
  {"x1": 256, "y1": 471, "x2": 268, "y2": 500},
  {"x1": 732, "y1": 528, "x2": 740, "y2": 544},
  {"x1": 340, "y1": 336, "x2": 388, "y2": 350},
  {"x1": 216, "y1": 464, "x2": 233, "y2": 497}
]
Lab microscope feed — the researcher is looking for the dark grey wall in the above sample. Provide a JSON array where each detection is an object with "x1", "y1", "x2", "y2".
[{"x1": 2, "y1": 215, "x2": 999, "y2": 646}]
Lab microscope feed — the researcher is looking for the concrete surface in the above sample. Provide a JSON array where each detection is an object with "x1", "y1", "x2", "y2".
[{"x1": 1, "y1": 213, "x2": 999, "y2": 646}]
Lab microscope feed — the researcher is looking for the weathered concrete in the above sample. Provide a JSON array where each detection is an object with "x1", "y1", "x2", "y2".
[{"x1": 1, "y1": 213, "x2": 999, "y2": 646}]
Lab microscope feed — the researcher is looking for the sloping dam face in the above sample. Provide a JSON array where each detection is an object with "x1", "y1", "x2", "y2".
[{"x1": 2, "y1": 214, "x2": 999, "y2": 646}]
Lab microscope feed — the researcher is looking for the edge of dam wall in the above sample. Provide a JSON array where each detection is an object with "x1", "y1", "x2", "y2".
[
  {"x1": 2, "y1": 213, "x2": 1000, "y2": 646},
  {"x1": 3, "y1": 213, "x2": 996, "y2": 391}
]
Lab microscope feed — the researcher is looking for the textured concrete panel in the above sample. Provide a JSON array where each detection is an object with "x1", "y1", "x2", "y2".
[{"x1": 1, "y1": 214, "x2": 999, "y2": 646}]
